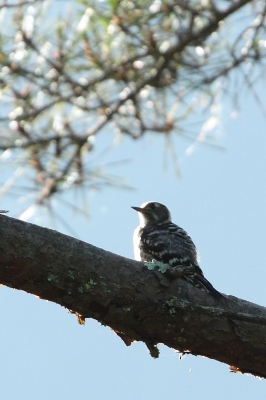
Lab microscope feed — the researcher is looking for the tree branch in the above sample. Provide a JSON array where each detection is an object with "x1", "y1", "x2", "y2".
[{"x1": 0, "y1": 214, "x2": 266, "y2": 378}]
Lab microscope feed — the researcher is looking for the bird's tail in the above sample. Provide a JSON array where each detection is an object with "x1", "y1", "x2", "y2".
[{"x1": 183, "y1": 273, "x2": 225, "y2": 299}]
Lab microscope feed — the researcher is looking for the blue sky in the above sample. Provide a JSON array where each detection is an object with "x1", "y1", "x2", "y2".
[{"x1": 1, "y1": 77, "x2": 266, "y2": 399}]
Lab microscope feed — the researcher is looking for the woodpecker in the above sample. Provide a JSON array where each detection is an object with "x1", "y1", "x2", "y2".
[{"x1": 132, "y1": 201, "x2": 224, "y2": 299}]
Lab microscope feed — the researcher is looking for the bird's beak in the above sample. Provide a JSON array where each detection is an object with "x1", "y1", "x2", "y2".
[{"x1": 131, "y1": 206, "x2": 143, "y2": 213}]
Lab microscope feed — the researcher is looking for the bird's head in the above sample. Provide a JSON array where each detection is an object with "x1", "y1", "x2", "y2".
[{"x1": 132, "y1": 201, "x2": 171, "y2": 227}]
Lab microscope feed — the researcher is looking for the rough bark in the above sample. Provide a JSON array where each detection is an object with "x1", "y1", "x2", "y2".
[{"x1": 0, "y1": 214, "x2": 266, "y2": 378}]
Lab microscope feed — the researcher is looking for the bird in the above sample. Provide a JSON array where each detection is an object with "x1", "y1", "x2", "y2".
[{"x1": 132, "y1": 201, "x2": 224, "y2": 299}]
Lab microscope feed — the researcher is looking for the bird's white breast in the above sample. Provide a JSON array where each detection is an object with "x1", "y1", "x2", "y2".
[{"x1": 133, "y1": 226, "x2": 141, "y2": 261}]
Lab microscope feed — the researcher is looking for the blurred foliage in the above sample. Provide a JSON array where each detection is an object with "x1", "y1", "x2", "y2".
[{"x1": 0, "y1": 0, "x2": 266, "y2": 214}]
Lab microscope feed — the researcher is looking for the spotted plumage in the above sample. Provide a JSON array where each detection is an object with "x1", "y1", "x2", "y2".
[{"x1": 132, "y1": 201, "x2": 224, "y2": 299}]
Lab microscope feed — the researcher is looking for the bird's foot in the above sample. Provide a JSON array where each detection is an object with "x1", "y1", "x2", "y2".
[{"x1": 165, "y1": 265, "x2": 197, "y2": 279}]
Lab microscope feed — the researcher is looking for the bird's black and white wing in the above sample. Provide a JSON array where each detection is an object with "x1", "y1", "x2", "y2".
[
  {"x1": 138, "y1": 221, "x2": 199, "y2": 266},
  {"x1": 136, "y1": 222, "x2": 223, "y2": 298}
]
